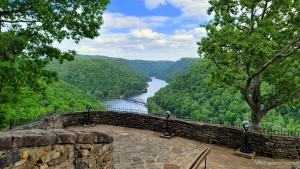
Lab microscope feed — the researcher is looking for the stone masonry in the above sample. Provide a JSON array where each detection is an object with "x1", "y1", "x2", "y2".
[
  {"x1": 0, "y1": 129, "x2": 114, "y2": 169},
  {"x1": 62, "y1": 111, "x2": 300, "y2": 159},
  {"x1": 3, "y1": 110, "x2": 300, "y2": 161}
]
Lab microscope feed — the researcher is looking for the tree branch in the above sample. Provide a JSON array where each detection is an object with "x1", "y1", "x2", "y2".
[
  {"x1": 246, "y1": 61, "x2": 250, "y2": 75},
  {"x1": 18, "y1": 31, "x2": 38, "y2": 37},
  {"x1": 233, "y1": 81, "x2": 243, "y2": 90},
  {"x1": 249, "y1": 31, "x2": 300, "y2": 80},
  {"x1": 0, "y1": 2, "x2": 28, "y2": 15},
  {"x1": 261, "y1": 90, "x2": 289, "y2": 103},
  {"x1": 1, "y1": 20, "x2": 38, "y2": 23},
  {"x1": 243, "y1": 79, "x2": 254, "y2": 107},
  {"x1": 212, "y1": 58, "x2": 224, "y2": 69},
  {"x1": 260, "y1": 0, "x2": 269, "y2": 20},
  {"x1": 233, "y1": 23, "x2": 247, "y2": 31},
  {"x1": 262, "y1": 89, "x2": 300, "y2": 117},
  {"x1": 294, "y1": 90, "x2": 300, "y2": 98},
  {"x1": 261, "y1": 99, "x2": 286, "y2": 117}
]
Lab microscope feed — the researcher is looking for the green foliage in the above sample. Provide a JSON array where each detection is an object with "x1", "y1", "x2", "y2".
[
  {"x1": 0, "y1": 0, "x2": 109, "y2": 126},
  {"x1": 1, "y1": 80, "x2": 103, "y2": 129},
  {"x1": 149, "y1": 59, "x2": 249, "y2": 119},
  {"x1": 149, "y1": 59, "x2": 300, "y2": 131},
  {"x1": 123, "y1": 59, "x2": 174, "y2": 76},
  {"x1": 46, "y1": 58, "x2": 149, "y2": 99},
  {"x1": 156, "y1": 58, "x2": 198, "y2": 82},
  {"x1": 0, "y1": 0, "x2": 110, "y2": 96},
  {"x1": 197, "y1": 0, "x2": 300, "y2": 129},
  {"x1": 75, "y1": 55, "x2": 175, "y2": 77}
]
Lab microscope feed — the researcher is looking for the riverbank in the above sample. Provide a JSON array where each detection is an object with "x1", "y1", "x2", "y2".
[{"x1": 102, "y1": 77, "x2": 168, "y2": 112}]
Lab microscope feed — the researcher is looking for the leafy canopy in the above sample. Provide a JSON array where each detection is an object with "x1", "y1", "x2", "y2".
[
  {"x1": 0, "y1": 0, "x2": 110, "y2": 103},
  {"x1": 198, "y1": 0, "x2": 300, "y2": 116},
  {"x1": 46, "y1": 58, "x2": 149, "y2": 99}
]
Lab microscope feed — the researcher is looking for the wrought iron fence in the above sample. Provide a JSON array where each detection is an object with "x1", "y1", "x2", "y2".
[{"x1": 8, "y1": 107, "x2": 300, "y2": 136}]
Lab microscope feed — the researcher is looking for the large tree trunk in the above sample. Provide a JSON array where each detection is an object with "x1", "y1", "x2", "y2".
[
  {"x1": 250, "y1": 74, "x2": 263, "y2": 131},
  {"x1": 250, "y1": 105, "x2": 263, "y2": 132}
]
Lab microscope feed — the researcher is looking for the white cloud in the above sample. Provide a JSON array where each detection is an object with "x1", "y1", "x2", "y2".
[
  {"x1": 129, "y1": 29, "x2": 165, "y2": 39},
  {"x1": 181, "y1": 23, "x2": 199, "y2": 28},
  {"x1": 145, "y1": 0, "x2": 167, "y2": 10},
  {"x1": 143, "y1": 0, "x2": 212, "y2": 21},
  {"x1": 53, "y1": 27, "x2": 207, "y2": 61},
  {"x1": 102, "y1": 13, "x2": 169, "y2": 29},
  {"x1": 168, "y1": 0, "x2": 212, "y2": 20},
  {"x1": 53, "y1": 0, "x2": 212, "y2": 61},
  {"x1": 103, "y1": 13, "x2": 147, "y2": 28}
]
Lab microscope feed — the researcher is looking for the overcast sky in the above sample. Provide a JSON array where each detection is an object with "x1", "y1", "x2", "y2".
[{"x1": 54, "y1": 0, "x2": 212, "y2": 61}]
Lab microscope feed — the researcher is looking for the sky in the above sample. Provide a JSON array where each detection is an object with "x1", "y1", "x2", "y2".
[{"x1": 54, "y1": 0, "x2": 212, "y2": 61}]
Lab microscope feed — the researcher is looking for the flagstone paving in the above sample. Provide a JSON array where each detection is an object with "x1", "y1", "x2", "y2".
[{"x1": 66, "y1": 124, "x2": 297, "y2": 169}]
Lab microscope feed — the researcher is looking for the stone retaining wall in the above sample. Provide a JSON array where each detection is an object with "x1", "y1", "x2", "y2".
[
  {"x1": 4, "y1": 110, "x2": 300, "y2": 160},
  {"x1": 6, "y1": 113, "x2": 66, "y2": 131},
  {"x1": 0, "y1": 129, "x2": 113, "y2": 169},
  {"x1": 62, "y1": 111, "x2": 300, "y2": 159}
]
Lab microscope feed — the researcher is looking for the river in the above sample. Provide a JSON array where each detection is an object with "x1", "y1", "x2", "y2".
[{"x1": 102, "y1": 77, "x2": 168, "y2": 113}]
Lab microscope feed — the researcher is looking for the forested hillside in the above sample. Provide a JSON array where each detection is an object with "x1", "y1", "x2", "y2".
[
  {"x1": 156, "y1": 58, "x2": 198, "y2": 82},
  {"x1": 75, "y1": 54, "x2": 109, "y2": 59},
  {"x1": 1, "y1": 80, "x2": 103, "y2": 129},
  {"x1": 123, "y1": 59, "x2": 174, "y2": 76},
  {"x1": 46, "y1": 58, "x2": 149, "y2": 99},
  {"x1": 73, "y1": 55, "x2": 175, "y2": 77},
  {"x1": 148, "y1": 59, "x2": 300, "y2": 131}
]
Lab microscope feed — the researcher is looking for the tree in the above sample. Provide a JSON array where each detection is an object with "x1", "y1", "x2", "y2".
[
  {"x1": 198, "y1": 0, "x2": 300, "y2": 130},
  {"x1": 0, "y1": 0, "x2": 110, "y2": 104}
]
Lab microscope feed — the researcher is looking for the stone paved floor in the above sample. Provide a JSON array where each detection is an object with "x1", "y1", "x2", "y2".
[{"x1": 66, "y1": 124, "x2": 298, "y2": 169}]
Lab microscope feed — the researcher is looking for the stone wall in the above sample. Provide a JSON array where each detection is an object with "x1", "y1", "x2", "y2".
[
  {"x1": 0, "y1": 129, "x2": 113, "y2": 169},
  {"x1": 4, "y1": 110, "x2": 300, "y2": 160},
  {"x1": 6, "y1": 113, "x2": 66, "y2": 131},
  {"x1": 62, "y1": 111, "x2": 300, "y2": 159}
]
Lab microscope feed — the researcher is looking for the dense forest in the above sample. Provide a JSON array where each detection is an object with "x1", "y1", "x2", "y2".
[
  {"x1": 0, "y1": 56, "x2": 157, "y2": 129},
  {"x1": 156, "y1": 58, "x2": 198, "y2": 82},
  {"x1": 46, "y1": 58, "x2": 150, "y2": 99},
  {"x1": 148, "y1": 59, "x2": 300, "y2": 131},
  {"x1": 1, "y1": 80, "x2": 103, "y2": 129},
  {"x1": 122, "y1": 59, "x2": 174, "y2": 76},
  {"x1": 74, "y1": 55, "x2": 175, "y2": 77}
]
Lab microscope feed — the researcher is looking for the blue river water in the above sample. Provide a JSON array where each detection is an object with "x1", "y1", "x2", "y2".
[{"x1": 102, "y1": 77, "x2": 168, "y2": 113}]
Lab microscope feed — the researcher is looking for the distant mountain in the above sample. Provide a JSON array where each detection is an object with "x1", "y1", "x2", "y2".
[
  {"x1": 122, "y1": 59, "x2": 174, "y2": 76},
  {"x1": 74, "y1": 54, "x2": 175, "y2": 77},
  {"x1": 75, "y1": 54, "x2": 110, "y2": 59},
  {"x1": 46, "y1": 58, "x2": 149, "y2": 99},
  {"x1": 156, "y1": 58, "x2": 198, "y2": 82}
]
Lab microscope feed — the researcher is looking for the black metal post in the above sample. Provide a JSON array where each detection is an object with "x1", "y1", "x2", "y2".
[
  {"x1": 86, "y1": 104, "x2": 93, "y2": 125},
  {"x1": 163, "y1": 111, "x2": 172, "y2": 136},
  {"x1": 10, "y1": 120, "x2": 12, "y2": 129},
  {"x1": 240, "y1": 121, "x2": 253, "y2": 153}
]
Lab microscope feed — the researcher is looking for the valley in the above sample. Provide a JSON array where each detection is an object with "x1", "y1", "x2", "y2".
[{"x1": 0, "y1": 55, "x2": 299, "y2": 132}]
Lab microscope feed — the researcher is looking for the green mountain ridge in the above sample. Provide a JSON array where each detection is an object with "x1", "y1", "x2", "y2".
[
  {"x1": 122, "y1": 59, "x2": 174, "y2": 77},
  {"x1": 75, "y1": 54, "x2": 176, "y2": 77},
  {"x1": 148, "y1": 59, "x2": 300, "y2": 131},
  {"x1": 46, "y1": 58, "x2": 150, "y2": 99},
  {"x1": 156, "y1": 58, "x2": 198, "y2": 82}
]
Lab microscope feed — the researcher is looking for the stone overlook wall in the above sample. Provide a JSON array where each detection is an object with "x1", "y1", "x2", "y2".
[
  {"x1": 0, "y1": 128, "x2": 113, "y2": 169},
  {"x1": 6, "y1": 113, "x2": 65, "y2": 131},
  {"x1": 3, "y1": 110, "x2": 300, "y2": 160},
  {"x1": 62, "y1": 111, "x2": 300, "y2": 159}
]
